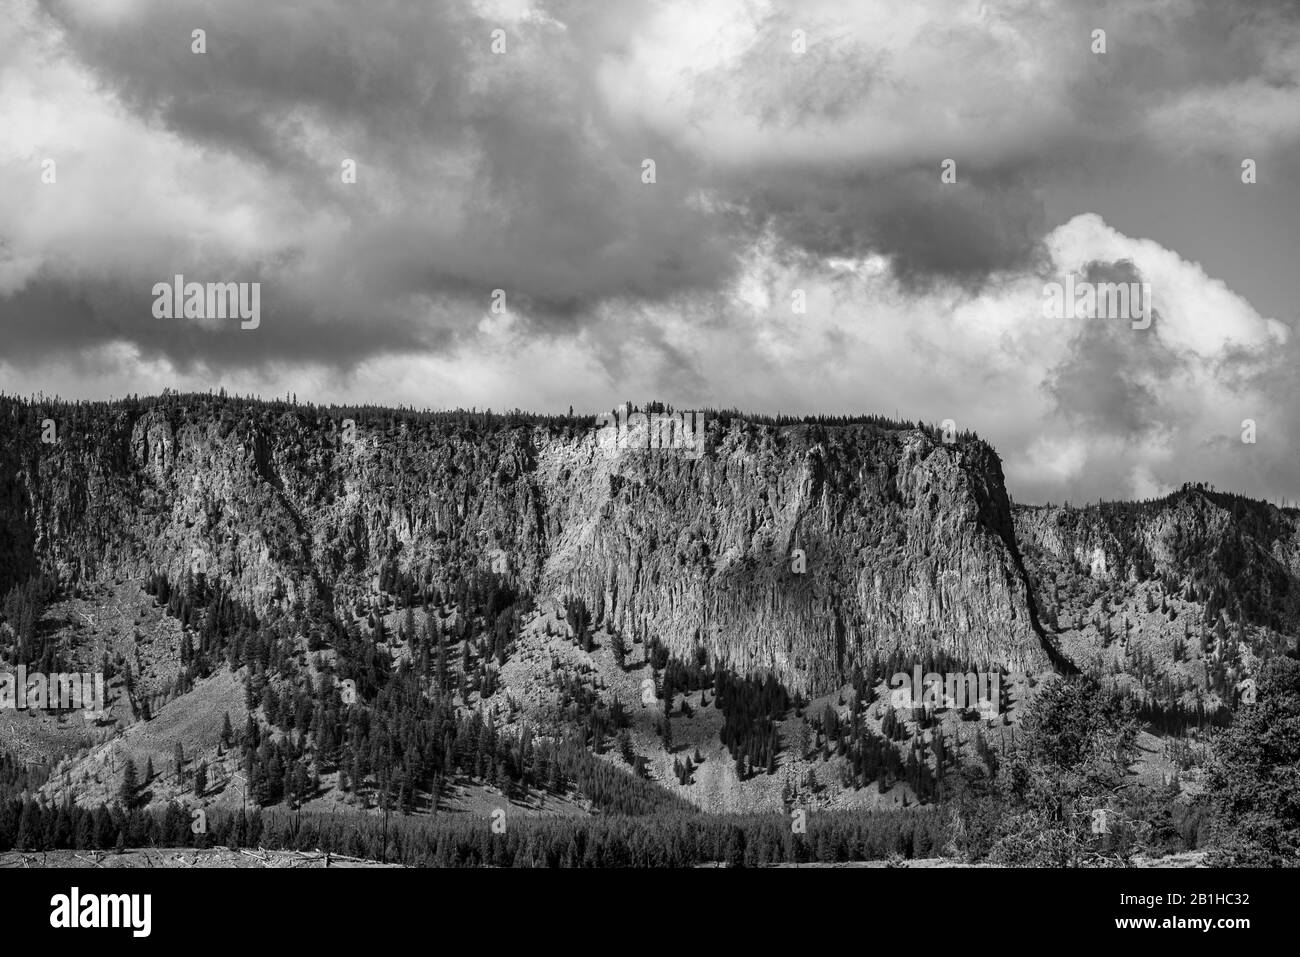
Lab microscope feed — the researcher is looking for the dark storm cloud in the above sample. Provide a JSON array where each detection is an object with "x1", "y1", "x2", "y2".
[
  {"x1": 4, "y1": 0, "x2": 1298, "y2": 430},
  {"x1": 729, "y1": 166, "x2": 1050, "y2": 293},
  {"x1": 0, "y1": 273, "x2": 445, "y2": 369},
  {"x1": 1042, "y1": 262, "x2": 1175, "y2": 440},
  {"x1": 21, "y1": 0, "x2": 740, "y2": 370}
]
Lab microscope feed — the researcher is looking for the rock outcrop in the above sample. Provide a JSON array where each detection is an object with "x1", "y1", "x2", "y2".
[{"x1": 1, "y1": 396, "x2": 1058, "y2": 694}]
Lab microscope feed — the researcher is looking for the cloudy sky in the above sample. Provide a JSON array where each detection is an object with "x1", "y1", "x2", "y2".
[{"x1": 2, "y1": 0, "x2": 1298, "y2": 505}]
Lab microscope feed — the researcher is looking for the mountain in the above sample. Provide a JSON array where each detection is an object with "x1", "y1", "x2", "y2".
[
  {"x1": 1, "y1": 394, "x2": 1055, "y2": 693},
  {"x1": 1016, "y1": 486, "x2": 1300, "y2": 636},
  {"x1": 0, "y1": 392, "x2": 1295, "y2": 823},
  {"x1": 1014, "y1": 488, "x2": 1299, "y2": 729}
]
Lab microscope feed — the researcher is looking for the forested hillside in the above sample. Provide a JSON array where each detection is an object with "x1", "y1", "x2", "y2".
[{"x1": 1, "y1": 393, "x2": 1296, "y2": 865}]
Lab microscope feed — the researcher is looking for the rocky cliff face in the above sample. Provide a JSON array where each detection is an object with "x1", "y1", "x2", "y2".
[
  {"x1": 539, "y1": 421, "x2": 1050, "y2": 692},
  {"x1": 1, "y1": 396, "x2": 1056, "y2": 694}
]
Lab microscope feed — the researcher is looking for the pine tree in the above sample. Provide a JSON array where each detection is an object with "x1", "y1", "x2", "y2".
[
  {"x1": 617, "y1": 729, "x2": 635, "y2": 766},
  {"x1": 16, "y1": 801, "x2": 38, "y2": 850},
  {"x1": 1207, "y1": 657, "x2": 1300, "y2": 865},
  {"x1": 119, "y1": 758, "x2": 139, "y2": 810},
  {"x1": 724, "y1": 825, "x2": 746, "y2": 868}
]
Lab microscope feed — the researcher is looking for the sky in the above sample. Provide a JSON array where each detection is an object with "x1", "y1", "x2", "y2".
[{"x1": 1, "y1": 0, "x2": 1298, "y2": 505}]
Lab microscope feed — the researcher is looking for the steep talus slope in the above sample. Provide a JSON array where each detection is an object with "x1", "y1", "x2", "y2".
[{"x1": 1, "y1": 396, "x2": 1056, "y2": 696}]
